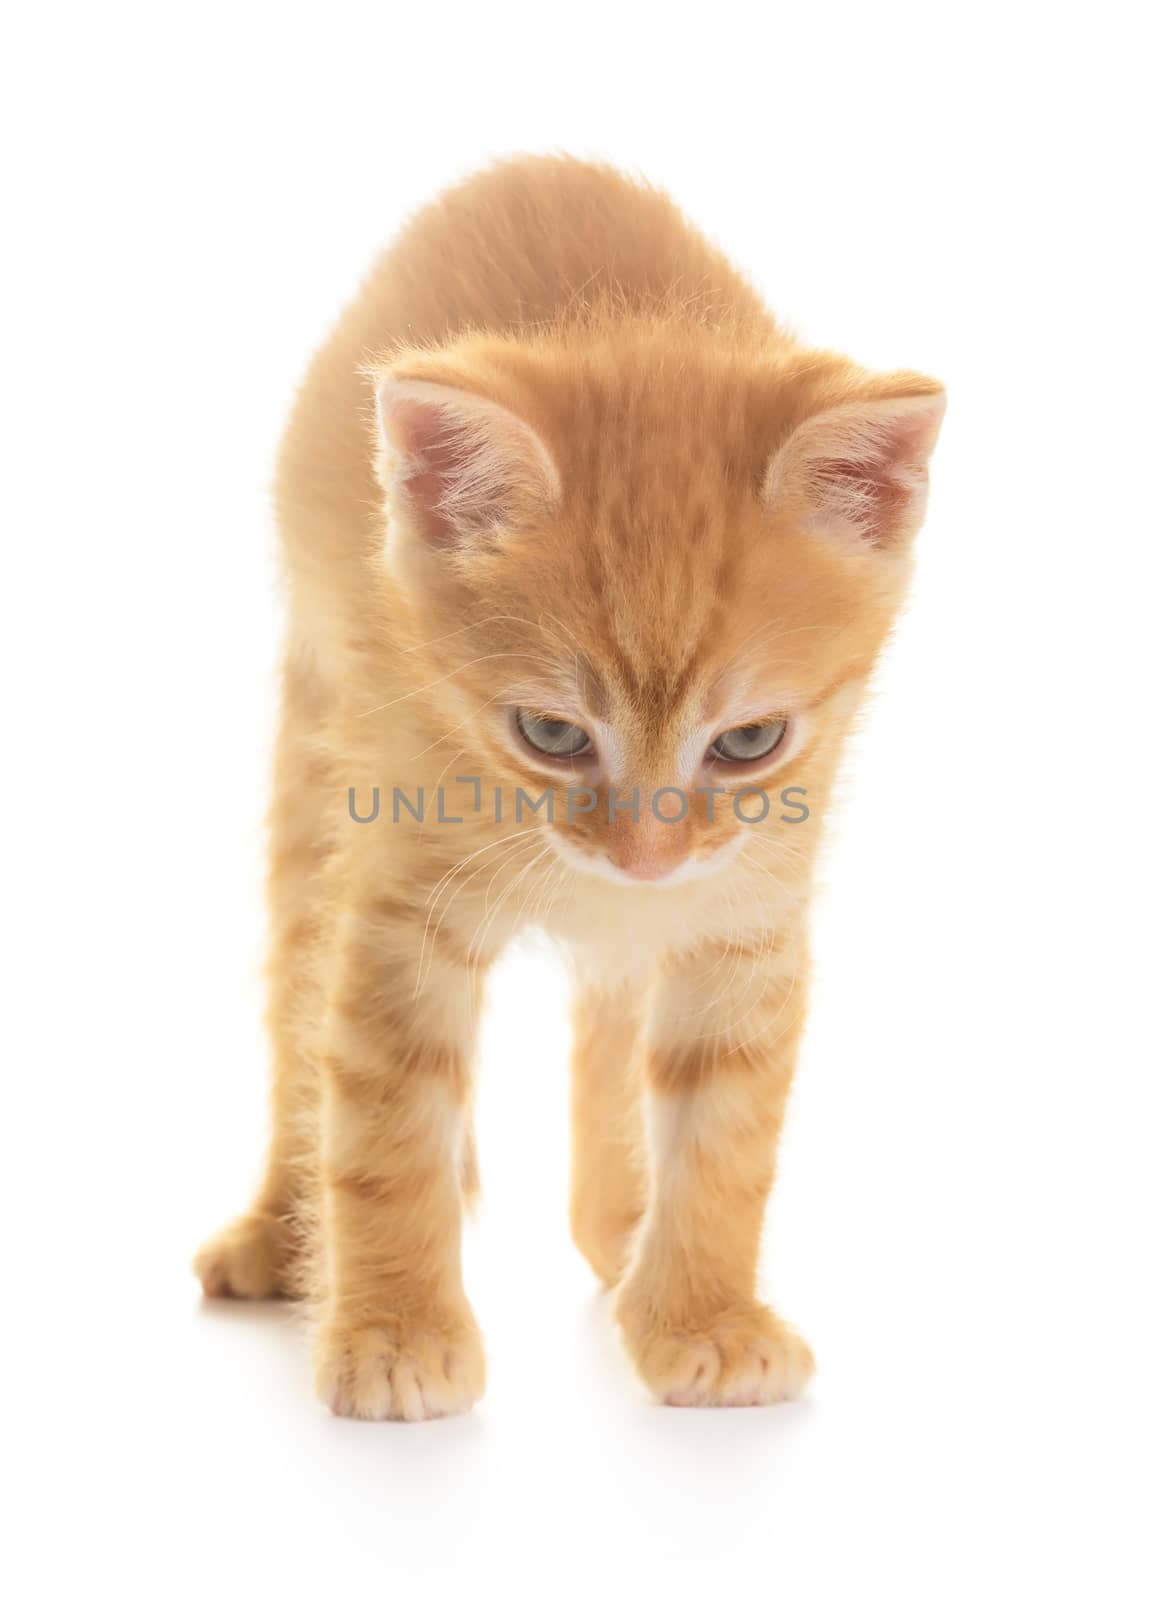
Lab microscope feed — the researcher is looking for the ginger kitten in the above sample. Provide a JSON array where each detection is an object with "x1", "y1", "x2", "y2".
[{"x1": 195, "y1": 155, "x2": 945, "y2": 1419}]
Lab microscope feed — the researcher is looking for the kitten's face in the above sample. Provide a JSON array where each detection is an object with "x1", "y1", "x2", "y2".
[
  {"x1": 374, "y1": 346, "x2": 942, "y2": 889},
  {"x1": 434, "y1": 521, "x2": 893, "y2": 890}
]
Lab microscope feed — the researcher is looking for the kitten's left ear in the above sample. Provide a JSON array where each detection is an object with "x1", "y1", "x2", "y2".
[
  {"x1": 373, "y1": 372, "x2": 560, "y2": 548},
  {"x1": 762, "y1": 383, "x2": 946, "y2": 549}
]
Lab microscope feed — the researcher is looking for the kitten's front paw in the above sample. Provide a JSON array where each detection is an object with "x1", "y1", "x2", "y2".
[
  {"x1": 616, "y1": 1292, "x2": 814, "y2": 1408},
  {"x1": 316, "y1": 1315, "x2": 485, "y2": 1422},
  {"x1": 194, "y1": 1211, "x2": 299, "y2": 1300}
]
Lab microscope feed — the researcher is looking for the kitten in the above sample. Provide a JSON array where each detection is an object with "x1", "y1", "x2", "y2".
[{"x1": 195, "y1": 155, "x2": 944, "y2": 1419}]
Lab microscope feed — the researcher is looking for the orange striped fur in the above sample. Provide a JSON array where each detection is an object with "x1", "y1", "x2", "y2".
[{"x1": 195, "y1": 155, "x2": 944, "y2": 1418}]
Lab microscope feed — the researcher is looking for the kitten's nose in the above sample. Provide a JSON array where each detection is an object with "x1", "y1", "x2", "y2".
[
  {"x1": 607, "y1": 816, "x2": 690, "y2": 881},
  {"x1": 617, "y1": 857, "x2": 676, "y2": 881}
]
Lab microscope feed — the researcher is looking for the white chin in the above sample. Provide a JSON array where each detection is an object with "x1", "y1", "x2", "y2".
[{"x1": 544, "y1": 832, "x2": 744, "y2": 888}]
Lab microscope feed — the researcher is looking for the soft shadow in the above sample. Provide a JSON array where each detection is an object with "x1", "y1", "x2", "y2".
[
  {"x1": 194, "y1": 1292, "x2": 300, "y2": 1324},
  {"x1": 579, "y1": 1288, "x2": 817, "y2": 1459},
  {"x1": 579, "y1": 1287, "x2": 645, "y2": 1398},
  {"x1": 194, "y1": 1289, "x2": 490, "y2": 1457}
]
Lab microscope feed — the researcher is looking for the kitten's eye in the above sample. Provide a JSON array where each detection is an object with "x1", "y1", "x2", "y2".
[
  {"x1": 710, "y1": 719, "x2": 788, "y2": 763},
  {"x1": 515, "y1": 709, "x2": 593, "y2": 759}
]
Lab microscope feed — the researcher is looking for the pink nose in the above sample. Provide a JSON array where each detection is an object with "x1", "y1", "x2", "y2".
[
  {"x1": 607, "y1": 816, "x2": 690, "y2": 881},
  {"x1": 611, "y1": 854, "x2": 678, "y2": 881}
]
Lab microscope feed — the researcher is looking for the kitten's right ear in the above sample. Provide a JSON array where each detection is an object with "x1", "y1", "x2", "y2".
[
  {"x1": 372, "y1": 373, "x2": 560, "y2": 548},
  {"x1": 762, "y1": 382, "x2": 946, "y2": 550}
]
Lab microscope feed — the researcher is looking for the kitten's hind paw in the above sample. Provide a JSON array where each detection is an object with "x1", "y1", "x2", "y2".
[
  {"x1": 193, "y1": 1211, "x2": 299, "y2": 1300},
  {"x1": 316, "y1": 1315, "x2": 485, "y2": 1422}
]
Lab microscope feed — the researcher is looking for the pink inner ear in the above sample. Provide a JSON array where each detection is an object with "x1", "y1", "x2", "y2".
[
  {"x1": 768, "y1": 390, "x2": 945, "y2": 547},
  {"x1": 375, "y1": 377, "x2": 559, "y2": 548},
  {"x1": 807, "y1": 428, "x2": 918, "y2": 545},
  {"x1": 386, "y1": 397, "x2": 479, "y2": 546}
]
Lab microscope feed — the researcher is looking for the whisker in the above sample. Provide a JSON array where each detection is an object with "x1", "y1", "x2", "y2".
[
  {"x1": 357, "y1": 652, "x2": 540, "y2": 719},
  {"x1": 465, "y1": 842, "x2": 550, "y2": 998},
  {"x1": 411, "y1": 691, "x2": 508, "y2": 762},
  {"x1": 414, "y1": 827, "x2": 540, "y2": 997},
  {"x1": 396, "y1": 613, "x2": 559, "y2": 657}
]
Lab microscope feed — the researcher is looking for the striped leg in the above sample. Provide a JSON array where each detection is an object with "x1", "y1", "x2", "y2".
[
  {"x1": 615, "y1": 930, "x2": 815, "y2": 1407},
  {"x1": 569, "y1": 980, "x2": 649, "y2": 1287},
  {"x1": 313, "y1": 903, "x2": 484, "y2": 1422},
  {"x1": 194, "y1": 656, "x2": 330, "y2": 1301}
]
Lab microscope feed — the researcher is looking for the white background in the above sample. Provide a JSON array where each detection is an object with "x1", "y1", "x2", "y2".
[{"x1": 4, "y1": 4, "x2": 1147, "y2": 1596}]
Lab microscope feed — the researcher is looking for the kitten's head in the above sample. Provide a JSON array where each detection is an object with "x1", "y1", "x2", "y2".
[{"x1": 369, "y1": 326, "x2": 944, "y2": 889}]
